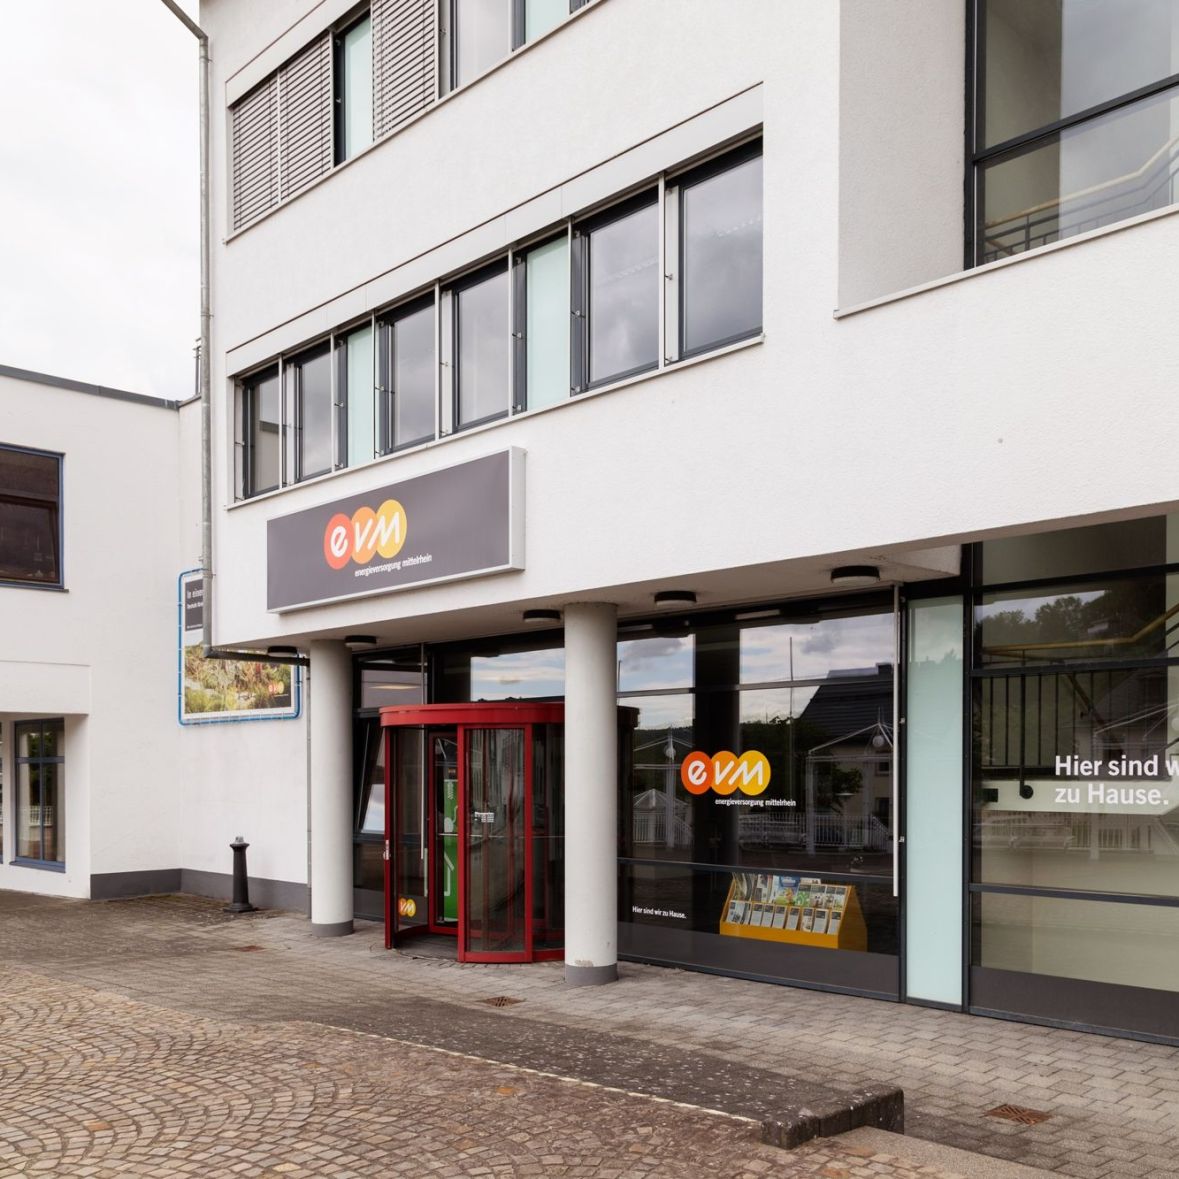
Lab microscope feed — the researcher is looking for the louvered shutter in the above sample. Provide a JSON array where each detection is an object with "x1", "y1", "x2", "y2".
[
  {"x1": 279, "y1": 32, "x2": 333, "y2": 201},
  {"x1": 231, "y1": 75, "x2": 279, "y2": 231},
  {"x1": 372, "y1": 0, "x2": 436, "y2": 140}
]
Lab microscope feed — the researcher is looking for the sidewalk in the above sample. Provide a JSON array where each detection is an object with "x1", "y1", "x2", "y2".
[{"x1": 2, "y1": 890, "x2": 1176, "y2": 1177}]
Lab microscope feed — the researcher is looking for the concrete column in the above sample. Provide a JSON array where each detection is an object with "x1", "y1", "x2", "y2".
[
  {"x1": 563, "y1": 602, "x2": 618, "y2": 986},
  {"x1": 309, "y1": 641, "x2": 353, "y2": 936}
]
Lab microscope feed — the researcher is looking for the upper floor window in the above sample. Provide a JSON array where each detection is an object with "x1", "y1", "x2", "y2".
[
  {"x1": 972, "y1": 0, "x2": 1179, "y2": 264},
  {"x1": 0, "y1": 444, "x2": 62, "y2": 588},
  {"x1": 232, "y1": 138, "x2": 762, "y2": 500},
  {"x1": 336, "y1": 12, "x2": 374, "y2": 163},
  {"x1": 444, "y1": 0, "x2": 589, "y2": 93}
]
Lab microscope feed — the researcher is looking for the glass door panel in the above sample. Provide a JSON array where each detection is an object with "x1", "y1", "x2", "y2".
[
  {"x1": 532, "y1": 724, "x2": 564, "y2": 951},
  {"x1": 390, "y1": 729, "x2": 428, "y2": 944},
  {"x1": 431, "y1": 730, "x2": 460, "y2": 928},
  {"x1": 462, "y1": 727, "x2": 528, "y2": 959}
]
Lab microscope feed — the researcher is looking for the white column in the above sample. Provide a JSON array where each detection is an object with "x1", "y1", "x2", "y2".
[
  {"x1": 563, "y1": 602, "x2": 618, "y2": 985},
  {"x1": 309, "y1": 641, "x2": 353, "y2": 936}
]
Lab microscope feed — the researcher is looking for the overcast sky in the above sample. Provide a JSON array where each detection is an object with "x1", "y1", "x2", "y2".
[{"x1": 0, "y1": 0, "x2": 199, "y2": 400}]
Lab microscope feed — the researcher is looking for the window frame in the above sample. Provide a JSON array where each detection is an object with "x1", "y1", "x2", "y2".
[
  {"x1": 0, "y1": 443, "x2": 64, "y2": 591},
  {"x1": 511, "y1": 230, "x2": 571, "y2": 414},
  {"x1": 672, "y1": 139, "x2": 764, "y2": 362},
  {"x1": 333, "y1": 8, "x2": 374, "y2": 166},
  {"x1": 570, "y1": 188, "x2": 661, "y2": 394},
  {"x1": 238, "y1": 364, "x2": 282, "y2": 500},
  {"x1": 13, "y1": 717, "x2": 65, "y2": 871},
  {"x1": 285, "y1": 339, "x2": 336, "y2": 484},
  {"x1": 377, "y1": 291, "x2": 438, "y2": 453},
  {"x1": 449, "y1": 258, "x2": 512, "y2": 433},
  {"x1": 967, "y1": 0, "x2": 1179, "y2": 266}
]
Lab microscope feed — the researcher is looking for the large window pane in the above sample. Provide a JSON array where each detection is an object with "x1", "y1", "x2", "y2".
[
  {"x1": 454, "y1": 0, "x2": 513, "y2": 87},
  {"x1": 524, "y1": 237, "x2": 570, "y2": 411},
  {"x1": 976, "y1": 572, "x2": 1179, "y2": 667},
  {"x1": 973, "y1": 891, "x2": 1179, "y2": 994},
  {"x1": 289, "y1": 343, "x2": 333, "y2": 480},
  {"x1": 16, "y1": 719, "x2": 64, "y2": 866},
  {"x1": 0, "y1": 446, "x2": 60, "y2": 586},
  {"x1": 681, "y1": 151, "x2": 763, "y2": 355},
  {"x1": 626, "y1": 694, "x2": 695, "y2": 859},
  {"x1": 587, "y1": 198, "x2": 659, "y2": 385},
  {"x1": 979, "y1": 517, "x2": 1169, "y2": 583},
  {"x1": 455, "y1": 267, "x2": 510, "y2": 427},
  {"x1": 739, "y1": 609, "x2": 895, "y2": 684},
  {"x1": 243, "y1": 367, "x2": 281, "y2": 496},
  {"x1": 340, "y1": 15, "x2": 373, "y2": 161},
  {"x1": 980, "y1": 87, "x2": 1179, "y2": 262},
  {"x1": 618, "y1": 634, "x2": 694, "y2": 692},
  {"x1": 982, "y1": 0, "x2": 1179, "y2": 147},
  {"x1": 974, "y1": 665, "x2": 1179, "y2": 897},
  {"x1": 345, "y1": 324, "x2": 375, "y2": 468},
  {"x1": 433, "y1": 639, "x2": 564, "y2": 702},
  {"x1": 390, "y1": 301, "x2": 435, "y2": 447}
]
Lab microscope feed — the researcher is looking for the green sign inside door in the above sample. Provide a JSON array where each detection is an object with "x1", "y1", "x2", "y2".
[{"x1": 443, "y1": 777, "x2": 458, "y2": 922}]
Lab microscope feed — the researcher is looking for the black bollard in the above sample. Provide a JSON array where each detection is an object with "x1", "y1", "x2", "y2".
[{"x1": 224, "y1": 836, "x2": 257, "y2": 914}]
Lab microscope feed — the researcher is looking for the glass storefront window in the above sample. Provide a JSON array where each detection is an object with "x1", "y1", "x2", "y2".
[
  {"x1": 15, "y1": 719, "x2": 64, "y2": 865},
  {"x1": 617, "y1": 634, "x2": 694, "y2": 692},
  {"x1": 739, "y1": 609, "x2": 894, "y2": 685},
  {"x1": 433, "y1": 639, "x2": 564, "y2": 703},
  {"x1": 977, "y1": 573, "x2": 1179, "y2": 667},
  {"x1": 357, "y1": 648, "x2": 425, "y2": 710},
  {"x1": 973, "y1": 891, "x2": 1179, "y2": 994}
]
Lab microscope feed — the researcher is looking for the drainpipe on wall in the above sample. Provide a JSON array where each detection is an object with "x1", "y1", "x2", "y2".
[{"x1": 159, "y1": 0, "x2": 307, "y2": 670}]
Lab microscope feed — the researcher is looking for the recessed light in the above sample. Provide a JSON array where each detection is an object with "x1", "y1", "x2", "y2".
[
  {"x1": 522, "y1": 608, "x2": 561, "y2": 625},
  {"x1": 344, "y1": 635, "x2": 378, "y2": 651},
  {"x1": 654, "y1": 590, "x2": 696, "y2": 609},
  {"x1": 830, "y1": 565, "x2": 881, "y2": 586}
]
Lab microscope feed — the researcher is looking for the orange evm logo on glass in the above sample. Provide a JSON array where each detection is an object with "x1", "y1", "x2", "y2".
[{"x1": 680, "y1": 750, "x2": 771, "y2": 796}]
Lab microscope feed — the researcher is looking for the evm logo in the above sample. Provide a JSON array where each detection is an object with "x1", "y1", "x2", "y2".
[{"x1": 323, "y1": 499, "x2": 407, "y2": 569}]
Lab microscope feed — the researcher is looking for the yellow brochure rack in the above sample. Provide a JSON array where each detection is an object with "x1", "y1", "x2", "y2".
[{"x1": 718, "y1": 873, "x2": 868, "y2": 952}]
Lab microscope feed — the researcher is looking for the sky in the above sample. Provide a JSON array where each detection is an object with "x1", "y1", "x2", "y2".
[{"x1": 0, "y1": 0, "x2": 199, "y2": 400}]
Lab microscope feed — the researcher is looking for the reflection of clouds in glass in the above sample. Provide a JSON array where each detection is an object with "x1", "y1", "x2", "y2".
[
  {"x1": 618, "y1": 635, "x2": 694, "y2": 691},
  {"x1": 471, "y1": 649, "x2": 564, "y2": 700},
  {"x1": 740, "y1": 613, "x2": 894, "y2": 683},
  {"x1": 627, "y1": 693, "x2": 693, "y2": 732}
]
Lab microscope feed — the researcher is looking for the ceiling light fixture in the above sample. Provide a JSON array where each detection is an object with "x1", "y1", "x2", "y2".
[
  {"x1": 654, "y1": 590, "x2": 697, "y2": 609},
  {"x1": 522, "y1": 609, "x2": 561, "y2": 625},
  {"x1": 344, "y1": 635, "x2": 378, "y2": 651},
  {"x1": 266, "y1": 645, "x2": 299, "y2": 659},
  {"x1": 830, "y1": 565, "x2": 881, "y2": 587}
]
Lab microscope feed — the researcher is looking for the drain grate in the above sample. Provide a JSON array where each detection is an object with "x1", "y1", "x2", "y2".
[
  {"x1": 233, "y1": 945, "x2": 264, "y2": 952},
  {"x1": 986, "y1": 1104, "x2": 1051, "y2": 1125},
  {"x1": 481, "y1": 995, "x2": 524, "y2": 1008}
]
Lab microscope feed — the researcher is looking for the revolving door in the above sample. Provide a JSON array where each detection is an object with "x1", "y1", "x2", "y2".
[{"x1": 380, "y1": 703, "x2": 565, "y2": 962}]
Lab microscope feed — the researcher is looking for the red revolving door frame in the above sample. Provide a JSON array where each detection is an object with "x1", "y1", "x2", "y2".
[{"x1": 380, "y1": 702, "x2": 565, "y2": 963}]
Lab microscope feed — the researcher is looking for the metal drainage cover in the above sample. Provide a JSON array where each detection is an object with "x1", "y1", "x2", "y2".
[
  {"x1": 986, "y1": 1104, "x2": 1051, "y2": 1125},
  {"x1": 482, "y1": 996, "x2": 524, "y2": 1008}
]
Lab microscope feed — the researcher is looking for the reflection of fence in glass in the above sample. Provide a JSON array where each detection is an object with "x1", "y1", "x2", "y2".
[
  {"x1": 632, "y1": 729, "x2": 693, "y2": 850},
  {"x1": 183, "y1": 644, "x2": 293, "y2": 714},
  {"x1": 977, "y1": 810, "x2": 1179, "y2": 855}
]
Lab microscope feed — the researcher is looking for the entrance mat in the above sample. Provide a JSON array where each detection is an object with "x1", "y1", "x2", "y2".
[{"x1": 327, "y1": 990, "x2": 902, "y2": 1150}]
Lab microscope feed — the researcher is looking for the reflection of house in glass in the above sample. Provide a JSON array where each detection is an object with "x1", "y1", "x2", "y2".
[
  {"x1": 632, "y1": 730, "x2": 693, "y2": 849},
  {"x1": 740, "y1": 667, "x2": 893, "y2": 854}
]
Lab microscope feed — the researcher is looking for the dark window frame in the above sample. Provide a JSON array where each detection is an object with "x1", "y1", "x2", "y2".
[
  {"x1": 14, "y1": 717, "x2": 65, "y2": 871},
  {"x1": 570, "y1": 188, "x2": 660, "y2": 393},
  {"x1": 0, "y1": 443, "x2": 64, "y2": 591},
  {"x1": 287, "y1": 339, "x2": 335, "y2": 483},
  {"x1": 967, "y1": 0, "x2": 1179, "y2": 266},
  {"x1": 377, "y1": 292, "x2": 437, "y2": 453},
  {"x1": 333, "y1": 7, "x2": 373, "y2": 167},
  {"x1": 450, "y1": 258, "x2": 512, "y2": 432},
  {"x1": 511, "y1": 232, "x2": 568, "y2": 413},
  {"x1": 239, "y1": 365, "x2": 281, "y2": 499},
  {"x1": 674, "y1": 138, "x2": 764, "y2": 361}
]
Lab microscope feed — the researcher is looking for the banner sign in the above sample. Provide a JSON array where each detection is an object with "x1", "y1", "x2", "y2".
[
  {"x1": 179, "y1": 571, "x2": 299, "y2": 724},
  {"x1": 266, "y1": 449, "x2": 524, "y2": 612}
]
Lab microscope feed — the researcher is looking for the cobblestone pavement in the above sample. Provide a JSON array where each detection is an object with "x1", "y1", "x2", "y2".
[{"x1": 2, "y1": 890, "x2": 1177, "y2": 1177}]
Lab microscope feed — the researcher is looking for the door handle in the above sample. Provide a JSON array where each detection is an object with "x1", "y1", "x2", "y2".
[{"x1": 383, "y1": 839, "x2": 390, "y2": 862}]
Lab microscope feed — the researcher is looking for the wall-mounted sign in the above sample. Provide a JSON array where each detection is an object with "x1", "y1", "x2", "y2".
[
  {"x1": 266, "y1": 449, "x2": 524, "y2": 612},
  {"x1": 178, "y1": 570, "x2": 300, "y2": 725}
]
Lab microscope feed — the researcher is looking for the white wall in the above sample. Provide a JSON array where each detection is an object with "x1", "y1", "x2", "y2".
[
  {"x1": 200, "y1": 0, "x2": 1179, "y2": 654},
  {"x1": 0, "y1": 374, "x2": 181, "y2": 896}
]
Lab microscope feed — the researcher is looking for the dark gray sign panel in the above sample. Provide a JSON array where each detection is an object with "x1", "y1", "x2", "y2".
[
  {"x1": 266, "y1": 449, "x2": 524, "y2": 612},
  {"x1": 183, "y1": 578, "x2": 204, "y2": 631}
]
